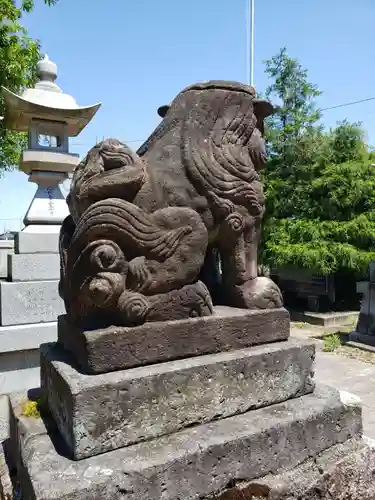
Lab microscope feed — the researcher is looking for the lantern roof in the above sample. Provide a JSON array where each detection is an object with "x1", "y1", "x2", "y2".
[{"x1": 2, "y1": 55, "x2": 101, "y2": 137}]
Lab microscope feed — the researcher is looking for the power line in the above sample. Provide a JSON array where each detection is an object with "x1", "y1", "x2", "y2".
[
  {"x1": 70, "y1": 96, "x2": 375, "y2": 148},
  {"x1": 321, "y1": 96, "x2": 375, "y2": 111}
]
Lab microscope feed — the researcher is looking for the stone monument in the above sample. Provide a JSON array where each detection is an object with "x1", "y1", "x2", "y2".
[
  {"x1": 3, "y1": 81, "x2": 374, "y2": 499},
  {"x1": 350, "y1": 262, "x2": 375, "y2": 346},
  {"x1": 0, "y1": 55, "x2": 101, "y2": 394}
]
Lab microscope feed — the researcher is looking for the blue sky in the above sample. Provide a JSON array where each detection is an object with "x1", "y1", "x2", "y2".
[{"x1": 1, "y1": 0, "x2": 374, "y2": 230}]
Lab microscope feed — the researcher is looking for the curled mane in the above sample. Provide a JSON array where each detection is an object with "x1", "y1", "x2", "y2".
[
  {"x1": 138, "y1": 84, "x2": 266, "y2": 219},
  {"x1": 182, "y1": 89, "x2": 266, "y2": 218}
]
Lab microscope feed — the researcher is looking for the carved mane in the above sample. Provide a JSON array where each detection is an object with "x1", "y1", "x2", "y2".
[{"x1": 138, "y1": 81, "x2": 269, "y2": 219}]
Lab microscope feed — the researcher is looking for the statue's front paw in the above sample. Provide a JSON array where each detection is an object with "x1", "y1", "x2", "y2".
[
  {"x1": 127, "y1": 257, "x2": 152, "y2": 292},
  {"x1": 226, "y1": 277, "x2": 283, "y2": 309}
]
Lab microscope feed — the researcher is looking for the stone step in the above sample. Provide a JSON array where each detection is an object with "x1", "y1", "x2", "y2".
[
  {"x1": 0, "y1": 280, "x2": 64, "y2": 326},
  {"x1": 0, "y1": 350, "x2": 40, "y2": 396},
  {"x1": 14, "y1": 231, "x2": 59, "y2": 254},
  {"x1": 41, "y1": 338, "x2": 315, "y2": 459},
  {"x1": 57, "y1": 306, "x2": 290, "y2": 374},
  {"x1": 9, "y1": 385, "x2": 362, "y2": 500},
  {"x1": 8, "y1": 253, "x2": 60, "y2": 281},
  {"x1": 0, "y1": 321, "x2": 57, "y2": 396},
  {"x1": 213, "y1": 437, "x2": 371, "y2": 499},
  {"x1": 0, "y1": 322, "x2": 57, "y2": 354}
]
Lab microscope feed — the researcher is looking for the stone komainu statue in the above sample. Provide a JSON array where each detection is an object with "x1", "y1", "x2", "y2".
[{"x1": 59, "y1": 81, "x2": 282, "y2": 329}]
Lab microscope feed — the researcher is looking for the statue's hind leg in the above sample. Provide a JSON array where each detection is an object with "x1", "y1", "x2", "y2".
[{"x1": 218, "y1": 217, "x2": 283, "y2": 309}]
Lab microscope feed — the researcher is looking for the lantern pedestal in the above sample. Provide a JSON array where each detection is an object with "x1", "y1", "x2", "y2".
[
  {"x1": 23, "y1": 171, "x2": 73, "y2": 231},
  {"x1": 0, "y1": 54, "x2": 101, "y2": 394}
]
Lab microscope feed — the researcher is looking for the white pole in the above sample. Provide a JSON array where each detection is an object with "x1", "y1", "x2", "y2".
[
  {"x1": 246, "y1": 0, "x2": 255, "y2": 87},
  {"x1": 246, "y1": 0, "x2": 250, "y2": 85},
  {"x1": 250, "y1": 0, "x2": 255, "y2": 87}
]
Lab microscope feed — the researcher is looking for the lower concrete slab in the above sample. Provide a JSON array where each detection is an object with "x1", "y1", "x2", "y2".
[
  {"x1": 0, "y1": 322, "x2": 57, "y2": 353},
  {"x1": 0, "y1": 322, "x2": 57, "y2": 397},
  {"x1": 9, "y1": 385, "x2": 362, "y2": 500},
  {"x1": 291, "y1": 310, "x2": 359, "y2": 327},
  {"x1": 58, "y1": 306, "x2": 290, "y2": 374},
  {"x1": 0, "y1": 350, "x2": 40, "y2": 396},
  {"x1": 41, "y1": 338, "x2": 315, "y2": 459},
  {"x1": 0, "y1": 281, "x2": 64, "y2": 326},
  {"x1": 8, "y1": 253, "x2": 60, "y2": 281}
]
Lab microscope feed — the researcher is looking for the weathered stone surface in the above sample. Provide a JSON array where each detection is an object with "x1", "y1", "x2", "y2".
[
  {"x1": 58, "y1": 306, "x2": 290, "y2": 374},
  {"x1": 0, "y1": 397, "x2": 9, "y2": 442},
  {"x1": 0, "y1": 281, "x2": 64, "y2": 326},
  {"x1": 8, "y1": 253, "x2": 59, "y2": 281},
  {"x1": 41, "y1": 338, "x2": 314, "y2": 459},
  {"x1": 9, "y1": 385, "x2": 361, "y2": 500},
  {"x1": 14, "y1": 231, "x2": 59, "y2": 254},
  {"x1": 0, "y1": 441, "x2": 13, "y2": 500},
  {"x1": 60, "y1": 82, "x2": 282, "y2": 330},
  {"x1": 214, "y1": 438, "x2": 375, "y2": 500}
]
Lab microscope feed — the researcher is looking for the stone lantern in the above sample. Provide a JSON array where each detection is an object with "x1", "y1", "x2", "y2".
[
  {"x1": 2, "y1": 54, "x2": 101, "y2": 232},
  {"x1": 0, "y1": 55, "x2": 101, "y2": 395}
]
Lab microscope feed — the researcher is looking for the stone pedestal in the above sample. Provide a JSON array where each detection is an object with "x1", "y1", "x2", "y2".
[
  {"x1": 0, "y1": 231, "x2": 63, "y2": 394},
  {"x1": 350, "y1": 263, "x2": 375, "y2": 346},
  {"x1": 2, "y1": 307, "x2": 367, "y2": 500}
]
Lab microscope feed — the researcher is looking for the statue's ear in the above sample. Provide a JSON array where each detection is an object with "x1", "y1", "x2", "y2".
[
  {"x1": 157, "y1": 104, "x2": 170, "y2": 118},
  {"x1": 253, "y1": 99, "x2": 274, "y2": 120},
  {"x1": 253, "y1": 99, "x2": 273, "y2": 135}
]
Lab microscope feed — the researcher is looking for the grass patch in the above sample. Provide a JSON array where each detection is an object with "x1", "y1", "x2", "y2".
[
  {"x1": 22, "y1": 399, "x2": 41, "y2": 419},
  {"x1": 293, "y1": 322, "x2": 308, "y2": 329},
  {"x1": 323, "y1": 334, "x2": 341, "y2": 352}
]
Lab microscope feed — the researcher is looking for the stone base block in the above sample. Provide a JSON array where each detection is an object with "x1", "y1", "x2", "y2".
[
  {"x1": 14, "y1": 231, "x2": 59, "y2": 254},
  {"x1": 41, "y1": 338, "x2": 314, "y2": 459},
  {"x1": 7, "y1": 253, "x2": 60, "y2": 281},
  {"x1": 0, "y1": 281, "x2": 64, "y2": 326},
  {"x1": 58, "y1": 306, "x2": 290, "y2": 374},
  {"x1": 9, "y1": 385, "x2": 362, "y2": 500},
  {"x1": 214, "y1": 438, "x2": 375, "y2": 500}
]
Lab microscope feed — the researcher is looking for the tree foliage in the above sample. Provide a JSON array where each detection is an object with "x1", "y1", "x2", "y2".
[
  {"x1": 262, "y1": 48, "x2": 375, "y2": 276},
  {"x1": 0, "y1": 0, "x2": 57, "y2": 172}
]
